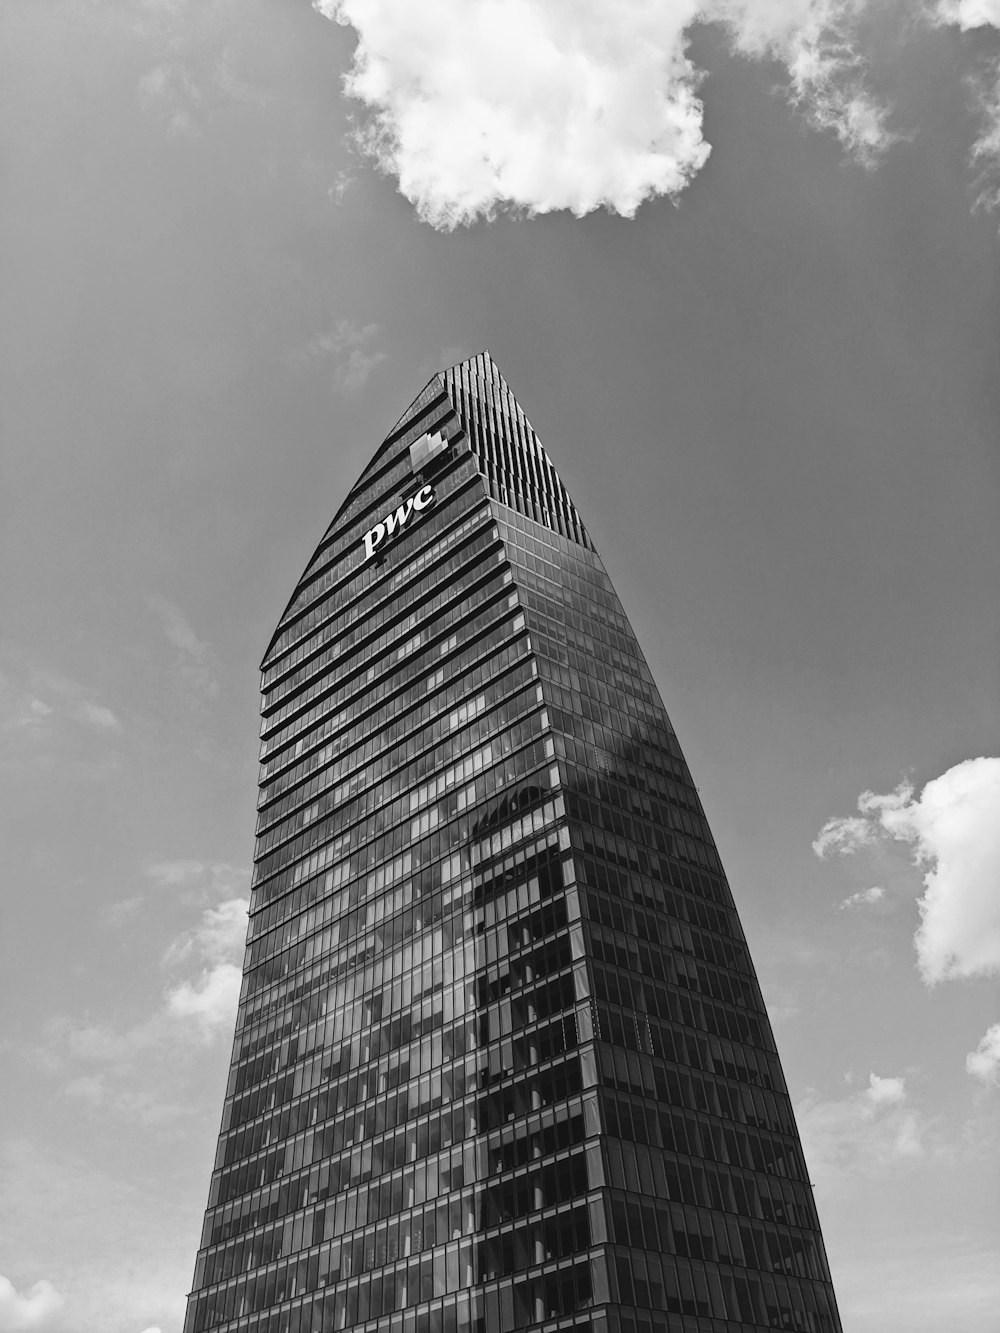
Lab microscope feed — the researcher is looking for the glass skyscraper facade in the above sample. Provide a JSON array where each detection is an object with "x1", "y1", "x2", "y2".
[{"x1": 184, "y1": 354, "x2": 842, "y2": 1333}]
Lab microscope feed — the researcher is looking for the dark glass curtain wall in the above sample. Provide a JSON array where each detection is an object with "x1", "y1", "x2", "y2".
[{"x1": 184, "y1": 355, "x2": 842, "y2": 1333}]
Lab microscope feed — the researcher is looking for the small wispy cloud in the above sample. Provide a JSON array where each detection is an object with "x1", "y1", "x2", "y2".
[
  {"x1": 814, "y1": 758, "x2": 1000, "y2": 985},
  {"x1": 164, "y1": 895, "x2": 247, "y2": 1037},
  {"x1": 47, "y1": 1013, "x2": 163, "y2": 1067},
  {"x1": 813, "y1": 812, "x2": 877, "y2": 858},
  {"x1": 135, "y1": 7, "x2": 271, "y2": 138},
  {"x1": 966, "y1": 1022, "x2": 1000, "y2": 1085},
  {"x1": 145, "y1": 859, "x2": 244, "y2": 899},
  {"x1": 166, "y1": 961, "x2": 243, "y2": 1036},
  {"x1": 146, "y1": 598, "x2": 206, "y2": 660},
  {"x1": 796, "y1": 1071, "x2": 930, "y2": 1193},
  {"x1": 286, "y1": 320, "x2": 387, "y2": 394},
  {"x1": 37, "y1": 863, "x2": 249, "y2": 1120},
  {"x1": 0, "y1": 665, "x2": 121, "y2": 737},
  {"x1": 147, "y1": 595, "x2": 219, "y2": 700},
  {"x1": 163, "y1": 896, "x2": 247, "y2": 966},
  {"x1": 719, "y1": 0, "x2": 897, "y2": 165},
  {"x1": 935, "y1": 0, "x2": 1000, "y2": 208},
  {"x1": 138, "y1": 63, "x2": 203, "y2": 138},
  {"x1": 75, "y1": 700, "x2": 120, "y2": 731},
  {"x1": 214, "y1": 46, "x2": 271, "y2": 109},
  {"x1": 839, "y1": 885, "x2": 885, "y2": 909},
  {"x1": 328, "y1": 168, "x2": 356, "y2": 203},
  {"x1": 60, "y1": 1073, "x2": 185, "y2": 1127},
  {"x1": 0, "y1": 1272, "x2": 65, "y2": 1331},
  {"x1": 758, "y1": 981, "x2": 799, "y2": 1025}
]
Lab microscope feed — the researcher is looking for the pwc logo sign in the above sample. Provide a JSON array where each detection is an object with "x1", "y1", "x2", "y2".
[{"x1": 361, "y1": 484, "x2": 436, "y2": 561}]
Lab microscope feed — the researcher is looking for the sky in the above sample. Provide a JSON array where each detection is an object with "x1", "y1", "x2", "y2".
[{"x1": 1, "y1": 1, "x2": 999, "y2": 1331}]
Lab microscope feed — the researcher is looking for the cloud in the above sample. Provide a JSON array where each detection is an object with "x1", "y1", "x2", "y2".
[
  {"x1": 814, "y1": 758, "x2": 1000, "y2": 985},
  {"x1": 839, "y1": 885, "x2": 885, "y2": 909},
  {"x1": 164, "y1": 896, "x2": 248, "y2": 967},
  {"x1": 133, "y1": 3, "x2": 271, "y2": 138},
  {"x1": 0, "y1": 665, "x2": 121, "y2": 738},
  {"x1": 966, "y1": 1022, "x2": 1000, "y2": 1085},
  {"x1": 146, "y1": 596, "x2": 219, "y2": 700},
  {"x1": 0, "y1": 1140, "x2": 190, "y2": 1333},
  {"x1": 62, "y1": 1075, "x2": 106, "y2": 1105},
  {"x1": 36, "y1": 872, "x2": 249, "y2": 1121},
  {"x1": 138, "y1": 63, "x2": 203, "y2": 138},
  {"x1": 315, "y1": 0, "x2": 709, "y2": 226},
  {"x1": 866, "y1": 1071, "x2": 906, "y2": 1105},
  {"x1": 796, "y1": 1071, "x2": 929, "y2": 1193},
  {"x1": 145, "y1": 859, "x2": 244, "y2": 898},
  {"x1": 969, "y1": 72, "x2": 1000, "y2": 212},
  {"x1": 0, "y1": 1275, "x2": 64, "y2": 1332},
  {"x1": 937, "y1": 1, "x2": 1000, "y2": 29},
  {"x1": 214, "y1": 46, "x2": 271, "y2": 108},
  {"x1": 146, "y1": 597, "x2": 207, "y2": 660},
  {"x1": 60, "y1": 1073, "x2": 186, "y2": 1127},
  {"x1": 166, "y1": 962, "x2": 242, "y2": 1035},
  {"x1": 313, "y1": 0, "x2": 896, "y2": 227},
  {"x1": 813, "y1": 813, "x2": 876, "y2": 857},
  {"x1": 935, "y1": 0, "x2": 1000, "y2": 208},
  {"x1": 164, "y1": 896, "x2": 248, "y2": 1037},
  {"x1": 47, "y1": 676, "x2": 121, "y2": 732},
  {"x1": 287, "y1": 320, "x2": 387, "y2": 393},
  {"x1": 42, "y1": 988, "x2": 216, "y2": 1122},
  {"x1": 328, "y1": 168, "x2": 356, "y2": 203},
  {"x1": 759, "y1": 980, "x2": 799, "y2": 1024},
  {"x1": 718, "y1": 0, "x2": 895, "y2": 164},
  {"x1": 47, "y1": 1014, "x2": 162, "y2": 1066},
  {"x1": 74, "y1": 701, "x2": 119, "y2": 730}
]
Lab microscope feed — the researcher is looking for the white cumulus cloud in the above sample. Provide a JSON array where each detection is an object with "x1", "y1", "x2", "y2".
[
  {"x1": 966, "y1": 1022, "x2": 1000, "y2": 1085},
  {"x1": 866, "y1": 1071, "x2": 906, "y2": 1105},
  {"x1": 814, "y1": 757, "x2": 1000, "y2": 985},
  {"x1": 937, "y1": 0, "x2": 1000, "y2": 27},
  {"x1": 316, "y1": 0, "x2": 709, "y2": 226},
  {"x1": 0, "y1": 1275, "x2": 64, "y2": 1332},
  {"x1": 313, "y1": 0, "x2": 895, "y2": 227}
]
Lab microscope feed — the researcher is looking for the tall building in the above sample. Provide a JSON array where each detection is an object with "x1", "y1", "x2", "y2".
[{"x1": 185, "y1": 354, "x2": 842, "y2": 1333}]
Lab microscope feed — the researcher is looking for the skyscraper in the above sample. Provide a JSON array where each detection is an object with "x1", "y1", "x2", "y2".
[{"x1": 185, "y1": 354, "x2": 842, "y2": 1333}]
